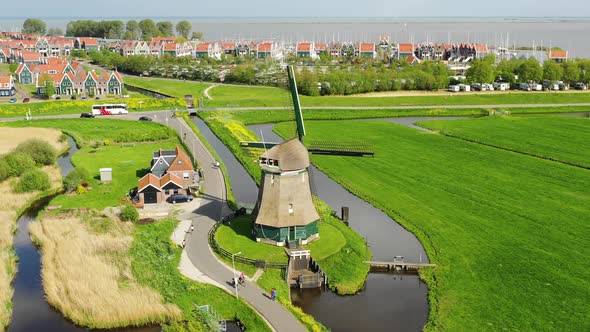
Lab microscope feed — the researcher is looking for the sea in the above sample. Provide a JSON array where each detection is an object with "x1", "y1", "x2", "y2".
[{"x1": 1, "y1": 17, "x2": 590, "y2": 58}]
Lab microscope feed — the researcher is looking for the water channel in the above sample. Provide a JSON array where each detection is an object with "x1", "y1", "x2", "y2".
[
  {"x1": 8, "y1": 137, "x2": 160, "y2": 332},
  {"x1": 192, "y1": 116, "x2": 431, "y2": 331}
]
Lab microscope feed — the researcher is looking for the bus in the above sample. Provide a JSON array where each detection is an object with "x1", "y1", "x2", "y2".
[{"x1": 91, "y1": 104, "x2": 128, "y2": 115}]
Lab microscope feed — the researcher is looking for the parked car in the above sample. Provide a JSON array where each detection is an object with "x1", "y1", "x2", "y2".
[
  {"x1": 558, "y1": 82, "x2": 569, "y2": 91},
  {"x1": 71, "y1": 95, "x2": 77, "y2": 100},
  {"x1": 80, "y1": 112, "x2": 95, "y2": 118},
  {"x1": 8, "y1": 98, "x2": 16, "y2": 103},
  {"x1": 518, "y1": 83, "x2": 531, "y2": 91},
  {"x1": 574, "y1": 82, "x2": 588, "y2": 90},
  {"x1": 138, "y1": 116, "x2": 152, "y2": 122},
  {"x1": 168, "y1": 194, "x2": 193, "y2": 204},
  {"x1": 448, "y1": 85, "x2": 460, "y2": 92},
  {"x1": 482, "y1": 83, "x2": 494, "y2": 91},
  {"x1": 81, "y1": 96, "x2": 87, "y2": 100},
  {"x1": 22, "y1": 97, "x2": 30, "y2": 103},
  {"x1": 471, "y1": 83, "x2": 482, "y2": 91}
]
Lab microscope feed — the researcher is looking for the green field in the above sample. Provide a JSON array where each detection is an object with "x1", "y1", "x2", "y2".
[
  {"x1": 204, "y1": 83, "x2": 590, "y2": 108},
  {"x1": 419, "y1": 115, "x2": 590, "y2": 169},
  {"x1": 0, "y1": 119, "x2": 179, "y2": 210},
  {"x1": 124, "y1": 76, "x2": 210, "y2": 99},
  {"x1": 272, "y1": 120, "x2": 590, "y2": 331},
  {"x1": 0, "y1": 97, "x2": 184, "y2": 118}
]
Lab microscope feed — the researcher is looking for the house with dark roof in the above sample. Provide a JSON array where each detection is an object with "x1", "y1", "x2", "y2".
[{"x1": 138, "y1": 146, "x2": 196, "y2": 205}]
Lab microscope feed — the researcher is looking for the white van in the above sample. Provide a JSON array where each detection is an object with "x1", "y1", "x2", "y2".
[{"x1": 448, "y1": 85, "x2": 460, "y2": 92}]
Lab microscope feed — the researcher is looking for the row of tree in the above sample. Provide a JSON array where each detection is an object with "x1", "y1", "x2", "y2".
[
  {"x1": 466, "y1": 54, "x2": 590, "y2": 86},
  {"x1": 22, "y1": 18, "x2": 200, "y2": 40}
]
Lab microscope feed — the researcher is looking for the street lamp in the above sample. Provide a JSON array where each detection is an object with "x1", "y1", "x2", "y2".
[{"x1": 231, "y1": 251, "x2": 242, "y2": 299}]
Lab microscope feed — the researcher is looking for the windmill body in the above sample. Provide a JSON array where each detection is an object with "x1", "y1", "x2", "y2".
[{"x1": 252, "y1": 138, "x2": 320, "y2": 247}]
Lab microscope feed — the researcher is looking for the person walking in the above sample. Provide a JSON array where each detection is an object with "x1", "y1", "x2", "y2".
[
  {"x1": 270, "y1": 288, "x2": 277, "y2": 301},
  {"x1": 181, "y1": 239, "x2": 186, "y2": 248},
  {"x1": 190, "y1": 224, "x2": 195, "y2": 233}
]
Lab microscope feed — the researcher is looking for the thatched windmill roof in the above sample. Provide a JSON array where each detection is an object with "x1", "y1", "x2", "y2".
[{"x1": 260, "y1": 138, "x2": 309, "y2": 172}]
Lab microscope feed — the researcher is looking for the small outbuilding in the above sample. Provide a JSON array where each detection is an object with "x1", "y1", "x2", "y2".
[{"x1": 99, "y1": 168, "x2": 112, "y2": 183}]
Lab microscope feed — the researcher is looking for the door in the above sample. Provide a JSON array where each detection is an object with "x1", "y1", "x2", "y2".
[{"x1": 144, "y1": 192, "x2": 158, "y2": 204}]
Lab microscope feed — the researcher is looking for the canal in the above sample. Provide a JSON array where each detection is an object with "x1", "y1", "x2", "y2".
[{"x1": 193, "y1": 117, "x2": 430, "y2": 331}]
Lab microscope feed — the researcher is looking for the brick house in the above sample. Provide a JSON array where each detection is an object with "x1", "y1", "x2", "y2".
[{"x1": 138, "y1": 146, "x2": 196, "y2": 205}]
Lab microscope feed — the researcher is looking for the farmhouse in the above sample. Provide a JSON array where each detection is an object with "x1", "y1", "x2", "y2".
[
  {"x1": 138, "y1": 147, "x2": 196, "y2": 205},
  {"x1": 252, "y1": 138, "x2": 320, "y2": 247}
]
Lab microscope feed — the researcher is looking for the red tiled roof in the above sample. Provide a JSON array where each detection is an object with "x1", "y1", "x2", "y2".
[
  {"x1": 164, "y1": 42, "x2": 177, "y2": 51},
  {"x1": 222, "y1": 42, "x2": 236, "y2": 50},
  {"x1": 399, "y1": 43, "x2": 415, "y2": 53},
  {"x1": 315, "y1": 43, "x2": 327, "y2": 51},
  {"x1": 167, "y1": 147, "x2": 193, "y2": 172},
  {"x1": 360, "y1": 43, "x2": 374, "y2": 52},
  {"x1": 88, "y1": 71, "x2": 99, "y2": 82},
  {"x1": 196, "y1": 43, "x2": 210, "y2": 51},
  {"x1": 138, "y1": 173, "x2": 162, "y2": 192},
  {"x1": 160, "y1": 173, "x2": 183, "y2": 188},
  {"x1": 548, "y1": 50, "x2": 567, "y2": 59},
  {"x1": 0, "y1": 75, "x2": 13, "y2": 85},
  {"x1": 78, "y1": 37, "x2": 98, "y2": 45},
  {"x1": 297, "y1": 42, "x2": 312, "y2": 52},
  {"x1": 152, "y1": 37, "x2": 175, "y2": 43},
  {"x1": 406, "y1": 55, "x2": 419, "y2": 64},
  {"x1": 15, "y1": 63, "x2": 27, "y2": 75},
  {"x1": 113, "y1": 71, "x2": 123, "y2": 82},
  {"x1": 474, "y1": 44, "x2": 489, "y2": 52},
  {"x1": 257, "y1": 42, "x2": 272, "y2": 52}
]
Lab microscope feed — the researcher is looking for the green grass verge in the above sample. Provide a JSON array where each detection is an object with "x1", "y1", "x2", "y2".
[
  {"x1": 130, "y1": 218, "x2": 271, "y2": 331},
  {"x1": 274, "y1": 119, "x2": 590, "y2": 331},
  {"x1": 124, "y1": 76, "x2": 210, "y2": 99},
  {"x1": 206, "y1": 85, "x2": 292, "y2": 108},
  {"x1": 0, "y1": 97, "x2": 184, "y2": 118},
  {"x1": 418, "y1": 115, "x2": 590, "y2": 169}
]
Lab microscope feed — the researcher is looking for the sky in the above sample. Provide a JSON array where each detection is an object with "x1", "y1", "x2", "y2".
[{"x1": 2, "y1": 0, "x2": 589, "y2": 18}]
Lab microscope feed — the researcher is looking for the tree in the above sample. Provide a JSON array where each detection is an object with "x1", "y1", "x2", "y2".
[
  {"x1": 17, "y1": 139, "x2": 57, "y2": 166},
  {"x1": 542, "y1": 60, "x2": 563, "y2": 82},
  {"x1": 562, "y1": 61, "x2": 581, "y2": 85},
  {"x1": 39, "y1": 73, "x2": 56, "y2": 98},
  {"x1": 516, "y1": 57, "x2": 542, "y2": 83},
  {"x1": 156, "y1": 21, "x2": 174, "y2": 37},
  {"x1": 138, "y1": 19, "x2": 158, "y2": 40},
  {"x1": 191, "y1": 31, "x2": 203, "y2": 40},
  {"x1": 126, "y1": 20, "x2": 140, "y2": 40},
  {"x1": 176, "y1": 20, "x2": 192, "y2": 39},
  {"x1": 121, "y1": 204, "x2": 139, "y2": 223},
  {"x1": 466, "y1": 58, "x2": 495, "y2": 83},
  {"x1": 47, "y1": 28, "x2": 64, "y2": 36},
  {"x1": 22, "y1": 18, "x2": 46, "y2": 35}
]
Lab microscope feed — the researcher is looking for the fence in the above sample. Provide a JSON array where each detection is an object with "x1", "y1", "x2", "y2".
[{"x1": 208, "y1": 217, "x2": 288, "y2": 269}]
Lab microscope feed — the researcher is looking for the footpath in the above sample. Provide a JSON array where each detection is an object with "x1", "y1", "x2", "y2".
[{"x1": 155, "y1": 115, "x2": 306, "y2": 332}]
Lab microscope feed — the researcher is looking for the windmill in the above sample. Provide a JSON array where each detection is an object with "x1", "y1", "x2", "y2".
[{"x1": 247, "y1": 65, "x2": 374, "y2": 248}]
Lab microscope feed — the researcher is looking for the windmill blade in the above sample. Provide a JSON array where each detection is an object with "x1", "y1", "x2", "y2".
[{"x1": 308, "y1": 140, "x2": 375, "y2": 157}]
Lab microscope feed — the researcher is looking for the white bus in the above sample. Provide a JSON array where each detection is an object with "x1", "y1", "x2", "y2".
[{"x1": 91, "y1": 104, "x2": 128, "y2": 115}]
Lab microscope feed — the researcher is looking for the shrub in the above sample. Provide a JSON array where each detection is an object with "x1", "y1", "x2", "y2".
[
  {"x1": 14, "y1": 169, "x2": 50, "y2": 193},
  {"x1": 120, "y1": 204, "x2": 139, "y2": 223},
  {"x1": 3, "y1": 152, "x2": 36, "y2": 178},
  {"x1": 0, "y1": 159, "x2": 10, "y2": 181},
  {"x1": 17, "y1": 139, "x2": 58, "y2": 166},
  {"x1": 63, "y1": 168, "x2": 90, "y2": 191},
  {"x1": 76, "y1": 184, "x2": 87, "y2": 194}
]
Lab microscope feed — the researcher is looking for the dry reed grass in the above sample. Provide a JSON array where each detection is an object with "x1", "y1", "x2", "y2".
[
  {"x1": 0, "y1": 127, "x2": 68, "y2": 330},
  {"x1": 29, "y1": 215, "x2": 181, "y2": 328}
]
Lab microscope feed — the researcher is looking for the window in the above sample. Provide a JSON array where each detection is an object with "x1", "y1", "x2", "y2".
[
  {"x1": 173, "y1": 189, "x2": 179, "y2": 194},
  {"x1": 183, "y1": 172, "x2": 189, "y2": 179},
  {"x1": 288, "y1": 204, "x2": 294, "y2": 215}
]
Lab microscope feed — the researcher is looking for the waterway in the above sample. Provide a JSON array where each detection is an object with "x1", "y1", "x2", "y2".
[
  {"x1": 192, "y1": 116, "x2": 429, "y2": 331},
  {"x1": 8, "y1": 137, "x2": 159, "y2": 332}
]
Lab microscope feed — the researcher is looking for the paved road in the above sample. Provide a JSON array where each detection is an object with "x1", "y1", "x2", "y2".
[{"x1": 150, "y1": 115, "x2": 306, "y2": 332}]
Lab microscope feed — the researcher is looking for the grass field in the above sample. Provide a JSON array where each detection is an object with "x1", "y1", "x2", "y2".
[
  {"x1": 0, "y1": 97, "x2": 184, "y2": 118},
  {"x1": 419, "y1": 115, "x2": 590, "y2": 169},
  {"x1": 204, "y1": 84, "x2": 590, "y2": 108},
  {"x1": 124, "y1": 76, "x2": 209, "y2": 99},
  {"x1": 29, "y1": 214, "x2": 181, "y2": 328},
  {"x1": 273, "y1": 120, "x2": 590, "y2": 331},
  {"x1": 131, "y1": 218, "x2": 271, "y2": 331}
]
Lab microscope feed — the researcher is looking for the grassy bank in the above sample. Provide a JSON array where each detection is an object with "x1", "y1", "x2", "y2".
[
  {"x1": 29, "y1": 214, "x2": 181, "y2": 328},
  {"x1": 274, "y1": 119, "x2": 590, "y2": 331},
  {"x1": 418, "y1": 115, "x2": 590, "y2": 169},
  {"x1": 131, "y1": 218, "x2": 271, "y2": 331},
  {"x1": 0, "y1": 97, "x2": 184, "y2": 118},
  {"x1": 0, "y1": 128, "x2": 67, "y2": 331},
  {"x1": 124, "y1": 76, "x2": 209, "y2": 99}
]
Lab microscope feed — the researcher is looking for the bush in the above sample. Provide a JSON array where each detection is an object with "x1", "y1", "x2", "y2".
[
  {"x1": 76, "y1": 184, "x2": 88, "y2": 194},
  {"x1": 14, "y1": 169, "x2": 51, "y2": 193},
  {"x1": 17, "y1": 139, "x2": 58, "y2": 166},
  {"x1": 2, "y1": 152, "x2": 36, "y2": 178},
  {"x1": 121, "y1": 204, "x2": 139, "y2": 223},
  {"x1": 63, "y1": 168, "x2": 90, "y2": 191}
]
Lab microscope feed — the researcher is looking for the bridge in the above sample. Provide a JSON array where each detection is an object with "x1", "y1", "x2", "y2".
[{"x1": 365, "y1": 261, "x2": 436, "y2": 272}]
